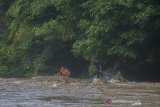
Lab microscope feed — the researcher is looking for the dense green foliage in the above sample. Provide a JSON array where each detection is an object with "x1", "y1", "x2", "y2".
[{"x1": 0, "y1": 0, "x2": 160, "y2": 80}]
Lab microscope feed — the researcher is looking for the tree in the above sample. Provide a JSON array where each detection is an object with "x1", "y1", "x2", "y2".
[
  {"x1": 2, "y1": 0, "x2": 88, "y2": 77},
  {"x1": 0, "y1": 0, "x2": 15, "y2": 76},
  {"x1": 72, "y1": 0, "x2": 160, "y2": 79},
  {"x1": 0, "y1": 0, "x2": 160, "y2": 80}
]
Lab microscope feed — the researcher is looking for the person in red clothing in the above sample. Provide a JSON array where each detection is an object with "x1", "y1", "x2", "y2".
[{"x1": 58, "y1": 67, "x2": 70, "y2": 77}]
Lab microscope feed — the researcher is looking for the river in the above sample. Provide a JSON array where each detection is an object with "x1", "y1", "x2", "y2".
[{"x1": 0, "y1": 76, "x2": 160, "y2": 107}]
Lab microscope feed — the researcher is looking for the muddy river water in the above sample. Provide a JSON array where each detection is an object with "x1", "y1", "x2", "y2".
[{"x1": 0, "y1": 76, "x2": 160, "y2": 107}]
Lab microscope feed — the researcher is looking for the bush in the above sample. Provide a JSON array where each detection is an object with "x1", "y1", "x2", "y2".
[
  {"x1": 0, "y1": 65, "x2": 9, "y2": 76},
  {"x1": 88, "y1": 64, "x2": 97, "y2": 77}
]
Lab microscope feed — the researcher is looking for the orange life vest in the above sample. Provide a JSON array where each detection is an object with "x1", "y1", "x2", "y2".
[{"x1": 60, "y1": 67, "x2": 69, "y2": 76}]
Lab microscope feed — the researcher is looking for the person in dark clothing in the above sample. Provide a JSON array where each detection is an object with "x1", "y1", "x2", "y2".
[{"x1": 95, "y1": 59, "x2": 103, "y2": 78}]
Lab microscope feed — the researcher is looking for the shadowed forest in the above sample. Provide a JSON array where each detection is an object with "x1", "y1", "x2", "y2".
[{"x1": 0, "y1": 0, "x2": 160, "y2": 81}]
